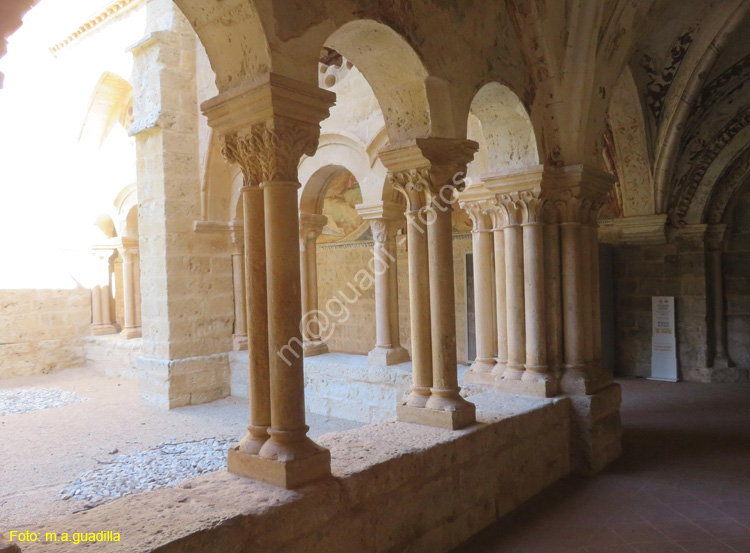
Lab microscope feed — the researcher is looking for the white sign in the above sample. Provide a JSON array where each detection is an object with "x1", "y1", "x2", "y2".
[{"x1": 650, "y1": 296, "x2": 679, "y2": 382}]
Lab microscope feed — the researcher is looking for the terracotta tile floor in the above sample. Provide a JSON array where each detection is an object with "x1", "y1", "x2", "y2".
[{"x1": 454, "y1": 378, "x2": 750, "y2": 553}]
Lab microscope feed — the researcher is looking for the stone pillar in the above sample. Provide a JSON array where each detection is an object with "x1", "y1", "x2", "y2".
[
  {"x1": 133, "y1": 253, "x2": 142, "y2": 329},
  {"x1": 589, "y1": 223, "x2": 602, "y2": 366},
  {"x1": 707, "y1": 225, "x2": 734, "y2": 371},
  {"x1": 231, "y1": 249, "x2": 248, "y2": 351},
  {"x1": 522, "y1": 203, "x2": 548, "y2": 381},
  {"x1": 203, "y1": 73, "x2": 335, "y2": 488},
  {"x1": 543, "y1": 164, "x2": 621, "y2": 474},
  {"x1": 543, "y1": 207, "x2": 563, "y2": 380},
  {"x1": 130, "y1": 2, "x2": 231, "y2": 410},
  {"x1": 367, "y1": 217, "x2": 409, "y2": 365},
  {"x1": 119, "y1": 239, "x2": 142, "y2": 339},
  {"x1": 91, "y1": 248, "x2": 117, "y2": 335},
  {"x1": 381, "y1": 138, "x2": 477, "y2": 430},
  {"x1": 461, "y1": 200, "x2": 496, "y2": 375},
  {"x1": 299, "y1": 212, "x2": 329, "y2": 357}
]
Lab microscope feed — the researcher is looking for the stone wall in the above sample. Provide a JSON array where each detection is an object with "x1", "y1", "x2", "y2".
[
  {"x1": 316, "y1": 234, "x2": 474, "y2": 363},
  {"x1": 613, "y1": 232, "x2": 709, "y2": 381},
  {"x1": 0, "y1": 288, "x2": 91, "y2": 379},
  {"x1": 20, "y1": 392, "x2": 572, "y2": 553},
  {"x1": 85, "y1": 335, "x2": 142, "y2": 380},
  {"x1": 726, "y1": 188, "x2": 750, "y2": 368}
]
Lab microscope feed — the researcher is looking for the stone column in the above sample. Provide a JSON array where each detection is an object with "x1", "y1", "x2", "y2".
[
  {"x1": 367, "y1": 217, "x2": 409, "y2": 365},
  {"x1": 231, "y1": 249, "x2": 248, "y2": 351},
  {"x1": 91, "y1": 248, "x2": 117, "y2": 335},
  {"x1": 500, "y1": 205, "x2": 525, "y2": 380},
  {"x1": 119, "y1": 240, "x2": 142, "y2": 339},
  {"x1": 707, "y1": 225, "x2": 734, "y2": 370},
  {"x1": 487, "y1": 206, "x2": 508, "y2": 376},
  {"x1": 381, "y1": 138, "x2": 477, "y2": 430},
  {"x1": 203, "y1": 73, "x2": 335, "y2": 488},
  {"x1": 589, "y1": 223, "x2": 602, "y2": 366},
  {"x1": 522, "y1": 198, "x2": 548, "y2": 382},
  {"x1": 543, "y1": 165, "x2": 613, "y2": 394},
  {"x1": 461, "y1": 200, "x2": 496, "y2": 375},
  {"x1": 133, "y1": 253, "x2": 142, "y2": 329},
  {"x1": 299, "y1": 212, "x2": 329, "y2": 357},
  {"x1": 543, "y1": 207, "x2": 563, "y2": 380}
]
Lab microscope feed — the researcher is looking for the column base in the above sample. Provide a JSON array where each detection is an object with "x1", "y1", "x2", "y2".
[
  {"x1": 303, "y1": 340, "x2": 329, "y2": 357},
  {"x1": 469, "y1": 358, "x2": 496, "y2": 373},
  {"x1": 396, "y1": 397, "x2": 476, "y2": 430},
  {"x1": 712, "y1": 355, "x2": 735, "y2": 370},
  {"x1": 367, "y1": 345, "x2": 410, "y2": 366},
  {"x1": 568, "y1": 382, "x2": 622, "y2": 474},
  {"x1": 559, "y1": 364, "x2": 611, "y2": 395},
  {"x1": 227, "y1": 441, "x2": 331, "y2": 489},
  {"x1": 495, "y1": 376, "x2": 559, "y2": 398},
  {"x1": 121, "y1": 327, "x2": 142, "y2": 339},
  {"x1": 92, "y1": 324, "x2": 118, "y2": 336},
  {"x1": 233, "y1": 334, "x2": 248, "y2": 351}
]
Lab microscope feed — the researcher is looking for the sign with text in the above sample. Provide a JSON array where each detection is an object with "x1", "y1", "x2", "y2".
[{"x1": 650, "y1": 296, "x2": 679, "y2": 382}]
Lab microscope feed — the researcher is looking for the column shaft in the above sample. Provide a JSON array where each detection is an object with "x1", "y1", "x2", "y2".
[
  {"x1": 503, "y1": 224, "x2": 525, "y2": 379},
  {"x1": 544, "y1": 223, "x2": 563, "y2": 376},
  {"x1": 471, "y1": 227, "x2": 495, "y2": 372},
  {"x1": 493, "y1": 227, "x2": 508, "y2": 374},
  {"x1": 580, "y1": 224, "x2": 594, "y2": 366},
  {"x1": 239, "y1": 186, "x2": 270, "y2": 453},
  {"x1": 374, "y1": 238, "x2": 393, "y2": 348},
  {"x1": 232, "y1": 252, "x2": 248, "y2": 350},
  {"x1": 404, "y1": 211, "x2": 432, "y2": 406},
  {"x1": 712, "y1": 249, "x2": 731, "y2": 367},
  {"x1": 522, "y1": 222, "x2": 547, "y2": 377},
  {"x1": 92, "y1": 285, "x2": 102, "y2": 326},
  {"x1": 589, "y1": 224, "x2": 602, "y2": 365},
  {"x1": 560, "y1": 222, "x2": 586, "y2": 371}
]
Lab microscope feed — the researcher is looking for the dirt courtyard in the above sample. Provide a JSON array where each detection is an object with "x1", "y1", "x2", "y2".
[{"x1": 0, "y1": 368, "x2": 362, "y2": 529}]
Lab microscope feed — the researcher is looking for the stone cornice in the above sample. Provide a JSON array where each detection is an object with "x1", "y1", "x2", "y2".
[
  {"x1": 481, "y1": 165, "x2": 544, "y2": 194},
  {"x1": 355, "y1": 201, "x2": 405, "y2": 221},
  {"x1": 597, "y1": 214, "x2": 668, "y2": 245},
  {"x1": 49, "y1": 0, "x2": 143, "y2": 54}
]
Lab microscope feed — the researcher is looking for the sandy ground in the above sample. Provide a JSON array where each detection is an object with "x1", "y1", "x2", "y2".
[{"x1": 0, "y1": 367, "x2": 362, "y2": 530}]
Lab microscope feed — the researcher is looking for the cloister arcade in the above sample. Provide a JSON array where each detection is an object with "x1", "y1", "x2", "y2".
[{"x1": 2, "y1": 0, "x2": 750, "y2": 551}]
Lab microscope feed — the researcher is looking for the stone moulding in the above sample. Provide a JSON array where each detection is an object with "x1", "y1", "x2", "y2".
[{"x1": 598, "y1": 214, "x2": 668, "y2": 245}]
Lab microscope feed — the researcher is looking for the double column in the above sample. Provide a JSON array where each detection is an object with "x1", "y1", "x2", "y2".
[
  {"x1": 118, "y1": 238, "x2": 142, "y2": 339},
  {"x1": 203, "y1": 73, "x2": 335, "y2": 488},
  {"x1": 360, "y1": 204, "x2": 410, "y2": 366},
  {"x1": 299, "y1": 212, "x2": 329, "y2": 357},
  {"x1": 91, "y1": 247, "x2": 117, "y2": 335},
  {"x1": 380, "y1": 138, "x2": 478, "y2": 430}
]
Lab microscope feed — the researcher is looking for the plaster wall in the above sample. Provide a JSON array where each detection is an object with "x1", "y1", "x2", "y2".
[{"x1": 0, "y1": 288, "x2": 91, "y2": 379}]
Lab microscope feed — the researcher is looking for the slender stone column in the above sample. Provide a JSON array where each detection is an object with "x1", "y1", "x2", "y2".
[
  {"x1": 543, "y1": 209, "x2": 563, "y2": 379},
  {"x1": 91, "y1": 249, "x2": 117, "y2": 335},
  {"x1": 231, "y1": 250, "x2": 248, "y2": 351},
  {"x1": 381, "y1": 138, "x2": 477, "y2": 430},
  {"x1": 580, "y1": 221, "x2": 594, "y2": 367},
  {"x1": 503, "y1": 215, "x2": 526, "y2": 380},
  {"x1": 119, "y1": 241, "x2": 142, "y2": 339},
  {"x1": 299, "y1": 212, "x2": 329, "y2": 357},
  {"x1": 522, "y1": 217, "x2": 547, "y2": 380},
  {"x1": 403, "y1": 206, "x2": 432, "y2": 406},
  {"x1": 707, "y1": 225, "x2": 734, "y2": 370},
  {"x1": 461, "y1": 201, "x2": 496, "y2": 374},
  {"x1": 488, "y1": 207, "x2": 508, "y2": 375},
  {"x1": 203, "y1": 73, "x2": 335, "y2": 488},
  {"x1": 367, "y1": 218, "x2": 409, "y2": 365}
]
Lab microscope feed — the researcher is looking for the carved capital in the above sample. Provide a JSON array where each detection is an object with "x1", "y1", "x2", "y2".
[
  {"x1": 379, "y1": 138, "x2": 478, "y2": 211},
  {"x1": 540, "y1": 164, "x2": 615, "y2": 224},
  {"x1": 459, "y1": 200, "x2": 494, "y2": 232},
  {"x1": 299, "y1": 212, "x2": 327, "y2": 251},
  {"x1": 370, "y1": 218, "x2": 401, "y2": 245}
]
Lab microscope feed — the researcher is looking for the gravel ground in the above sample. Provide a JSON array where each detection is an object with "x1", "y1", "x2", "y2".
[
  {"x1": 0, "y1": 367, "x2": 363, "y2": 529},
  {"x1": 0, "y1": 388, "x2": 88, "y2": 416},
  {"x1": 59, "y1": 437, "x2": 237, "y2": 508}
]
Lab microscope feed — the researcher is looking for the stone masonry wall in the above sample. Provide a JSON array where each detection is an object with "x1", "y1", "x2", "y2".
[
  {"x1": 613, "y1": 232, "x2": 709, "y2": 381},
  {"x1": 20, "y1": 393, "x2": 572, "y2": 553},
  {"x1": 316, "y1": 235, "x2": 473, "y2": 363},
  {"x1": 85, "y1": 335, "x2": 142, "y2": 380},
  {"x1": 0, "y1": 288, "x2": 91, "y2": 379}
]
